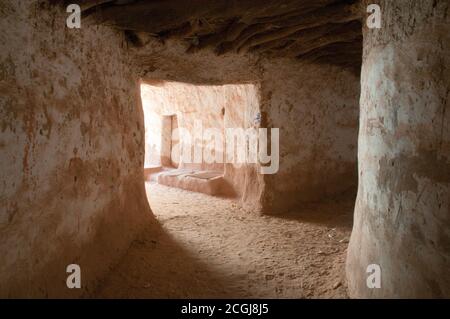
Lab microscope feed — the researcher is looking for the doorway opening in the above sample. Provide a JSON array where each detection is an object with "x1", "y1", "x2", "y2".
[{"x1": 140, "y1": 80, "x2": 260, "y2": 198}]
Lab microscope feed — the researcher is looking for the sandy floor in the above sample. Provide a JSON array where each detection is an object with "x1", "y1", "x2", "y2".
[{"x1": 95, "y1": 182, "x2": 354, "y2": 298}]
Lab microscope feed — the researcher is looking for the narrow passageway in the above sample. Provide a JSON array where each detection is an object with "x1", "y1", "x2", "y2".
[
  {"x1": 96, "y1": 183, "x2": 353, "y2": 298},
  {"x1": 3, "y1": 0, "x2": 448, "y2": 300}
]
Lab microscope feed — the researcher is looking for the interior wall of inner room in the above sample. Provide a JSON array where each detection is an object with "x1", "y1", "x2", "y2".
[
  {"x1": 140, "y1": 80, "x2": 260, "y2": 197},
  {"x1": 147, "y1": 113, "x2": 179, "y2": 168}
]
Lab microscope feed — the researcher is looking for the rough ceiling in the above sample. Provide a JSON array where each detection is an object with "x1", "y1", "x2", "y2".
[{"x1": 77, "y1": 0, "x2": 363, "y2": 69}]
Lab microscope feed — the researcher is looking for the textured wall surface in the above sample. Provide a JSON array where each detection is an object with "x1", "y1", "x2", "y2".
[
  {"x1": 0, "y1": 1, "x2": 152, "y2": 297},
  {"x1": 261, "y1": 59, "x2": 360, "y2": 212},
  {"x1": 347, "y1": 0, "x2": 450, "y2": 298}
]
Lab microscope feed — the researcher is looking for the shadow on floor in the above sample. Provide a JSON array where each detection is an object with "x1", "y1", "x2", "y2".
[
  {"x1": 94, "y1": 219, "x2": 243, "y2": 298},
  {"x1": 95, "y1": 183, "x2": 356, "y2": 298},
  {"x1": 270, "y1": 193, "x2": 356, "y2": 230}
]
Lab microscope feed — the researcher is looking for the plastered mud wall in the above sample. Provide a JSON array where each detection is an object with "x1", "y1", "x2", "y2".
[
  {"x1": 138, "y1": 39, "x2": 361, "y2": 213},
  {"x1": 347, "y1": 0, "x2": 450, "y2": 298},
  {"x1": 260, "y1": 60, "x2": 360, "y2": 212},
  {"x1": 0, "y1": 1, "x2": 151, "y2": 297}
]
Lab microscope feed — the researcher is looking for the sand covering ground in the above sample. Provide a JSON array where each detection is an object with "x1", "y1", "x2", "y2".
[{"x1": 95, "y1": 182, "x2": 354, "y2": 298}]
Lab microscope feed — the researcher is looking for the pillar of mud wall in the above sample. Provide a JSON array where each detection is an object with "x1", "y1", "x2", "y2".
[
  {"x1": 260, "y1": 60, "x2": 361, "y2": 213},
  {"x1": 347, "y1": 0, "x2": 450, "y2": 298},
  {"x1": 0, "y1": 2, "x2": 152, "y2": 297},
  {"x1": 161, "y1": 115, "x2": 174, "y2": 167}
]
